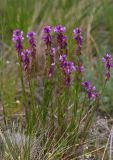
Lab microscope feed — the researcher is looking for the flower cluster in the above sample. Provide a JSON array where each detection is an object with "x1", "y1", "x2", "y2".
[
  {"x1": 73, "y1": 28, "x2": 83, "y2": 54},
  {"x1": 13, "y1": 26, "x2": 113, "y2": 90},
  {"x1": 12, "y1": 29, "x2": 37, "y2": 73},
  {"x1": 27, "y1": 31, "x2": 37, "y2": 58},
  {"x1": 42, "y1": 25, "x2": 52, "y2": 50},
  {"x1": 21, "y1": 49, "x2": 31, "y2": 71},
  {"x1": 41, "y1": 25, "x2": 82, "y2": 85},
  {"x1": 60, "y1": 54, "x2": 76, "y2": 86},
  {"x1": 82, "y1": 80, "x2": 97, "y2": 101},
  {"x1": 54, "y1": 25, "x2": 68, "y2": 54},
  {"x1": 102, "y1": 53, "x2": 113, "y2": 80},
  {"x1": 73, "y1": 28, "x2": 84, "y2": 80},
  {"x1": 27, "y1": 31, "x2": 36, "y2": 47},
  {"x1": 12, "y1": 29, "x2": 24, "y2": 55}
]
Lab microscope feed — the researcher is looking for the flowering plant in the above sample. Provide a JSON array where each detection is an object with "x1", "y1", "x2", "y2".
[{"x1": 11, "y1": 25, "x2": 113, "y2": 157}]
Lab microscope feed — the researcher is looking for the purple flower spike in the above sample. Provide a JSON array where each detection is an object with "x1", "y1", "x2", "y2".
[
  {"x1": 12, "y1": 29, "x2": 24, "y2": 43},
  {"x1": 21, "y1": 49, "x2": 31, "y2": 71},
  {"x1": 12, "y1": 29, "x2": 24, "y2": 55},
  {"x1": 73, "y1": 27, "x2": 83, "y2": 54},
  {"x1": 54, "y1": 25, "x2": 67, "y2": 54},
  {"x1": 60, "y1": 55, "x2": 76, "y2": 74},
  {"x1": 82, "y1": 80, "x2": 97, "y2": 101},
  {"x1": 27, "y1": 31, "x2": 36, "y2": 47},
  {"x1": 102, "y1": 53, "x2": 113, "y2": 80},
  {"x1": 73, "y1": 28, "x2": 83, "y2": 45},
  {"x1": 42, "y1": 25, "x2": 52, "y2": 48},
  {"x1": 27, "y1": 31, "x2": 37, "y2": 59},
  {"x1": 60, "y1": 54, "x2": 76, "y2": 86}
]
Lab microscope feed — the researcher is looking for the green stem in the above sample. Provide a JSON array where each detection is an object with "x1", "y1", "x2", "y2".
[
  {"x1": 27, "y1": 77, "x2": 37, "y2": 132},
  {"x1": 82, "y1": 99, "x2": 99, "y2": 141},
  {"x1": 71, "y1": 84, "x2": 79, "y2": 130},
  {"x1": 0, "y1": 46, "x2": 7, "y2": 126},
  {"x1": 18, "y1": 57, "x2": 28, "y2": 126}
]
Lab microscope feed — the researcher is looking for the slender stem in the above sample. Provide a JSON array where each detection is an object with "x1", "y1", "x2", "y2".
[
  {"x1": 82, "y1": 100, "x2": 99, "y2": 141},
  {"x1": 0, "y1": 42, "x2": 7, "y2": 126},
  {"x1": 70, "y1": 83, "x2": 79, "y2": 130},
  {"x1": 50, "y1": 101, "x2": 54, "y2": 131},
  {"x1": 27, "y1": 77, "x2": 39, "y2": 133},
  {"x1": 78, "y1": 95, "x2": 87, "y2": 125},
  {"x1": 18, "y1": 56, "x2": 28, "y2": 126}
]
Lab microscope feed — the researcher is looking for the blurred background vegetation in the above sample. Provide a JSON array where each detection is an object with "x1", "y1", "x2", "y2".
[{"x1": 0, "y1": 0, "x2": 113, "y2": 115}]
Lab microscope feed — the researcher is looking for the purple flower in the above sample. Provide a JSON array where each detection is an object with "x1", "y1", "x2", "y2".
[
  {"x1": 50, "y1": 48, "x2": 56, "y2": 57},
  {"x1": 54, "y1": 25, "x2": 66, "y2": 33},
  {"x1": 59, "y1": 54, "x2": 67, "y2": 62},
  {"x1": 82, "y1": 80, "x2": 97, "y2": 101},
  {"x1": 42, "y1": 25, "x2": 51, "y2": 33},
  {"x1": 60, "y1": 54, "x2": 76, "y2": 86},
  {"x1": 73, "y1": 27, "x2": 83, "y2": 54},
  {"x1": 73, "y1": 28, "x2": 83, "y2": 45},
  {"x1": 27, "y1": 31, "x2": 37, "y2": 59},
  {"x1": 102, "y1": 53, "x2": 112, "y2": 62},
  {"x1": 82, "y1": 80, "x2": 91, "y2": 89},
  {"x1": 82, "y1": 80, "x2": 96, "y2": 92},
  {"x1": 50, "y1": 48, "x2": 56, "y2": 62},
  {"x1": 54, "y1": 25, "x2": 67, "y2": 54},
  {"x1": 102, "y1": 53, "x2": 113, "y2": 70},
  {"x1": 42, "y1": 25, "x2": 52, "y2": 48},
  {"x1": 27, "y1": 31, "x2": 36, "y2": 47},
  {"x1": 73, "y1": 28, "x2": 81, "y2": 35},
  {"x1": 78, "y1": 65, "x2": 85, "y2": 73},
  {"x1": 12, "y1": 29, "x2": 24, "y2": 43},
  {"x1": 12, "y1": 29, "x2": 24, "y2": 55},
  {"x1": 102, "y1": 53, "x2": 113, "y2": 80},
  {"x1": 21, "y1": 49, "x2": 31, "y2": 71},
  {"x1": 64, "y1": 61, "x2": 76, "y2": 74},
  {"x1": 87, "y1": 92, "x2": 97, "y2": 101},
  {"x1": 60, "y1": 55, "x2": 76, "y2": 75}
]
